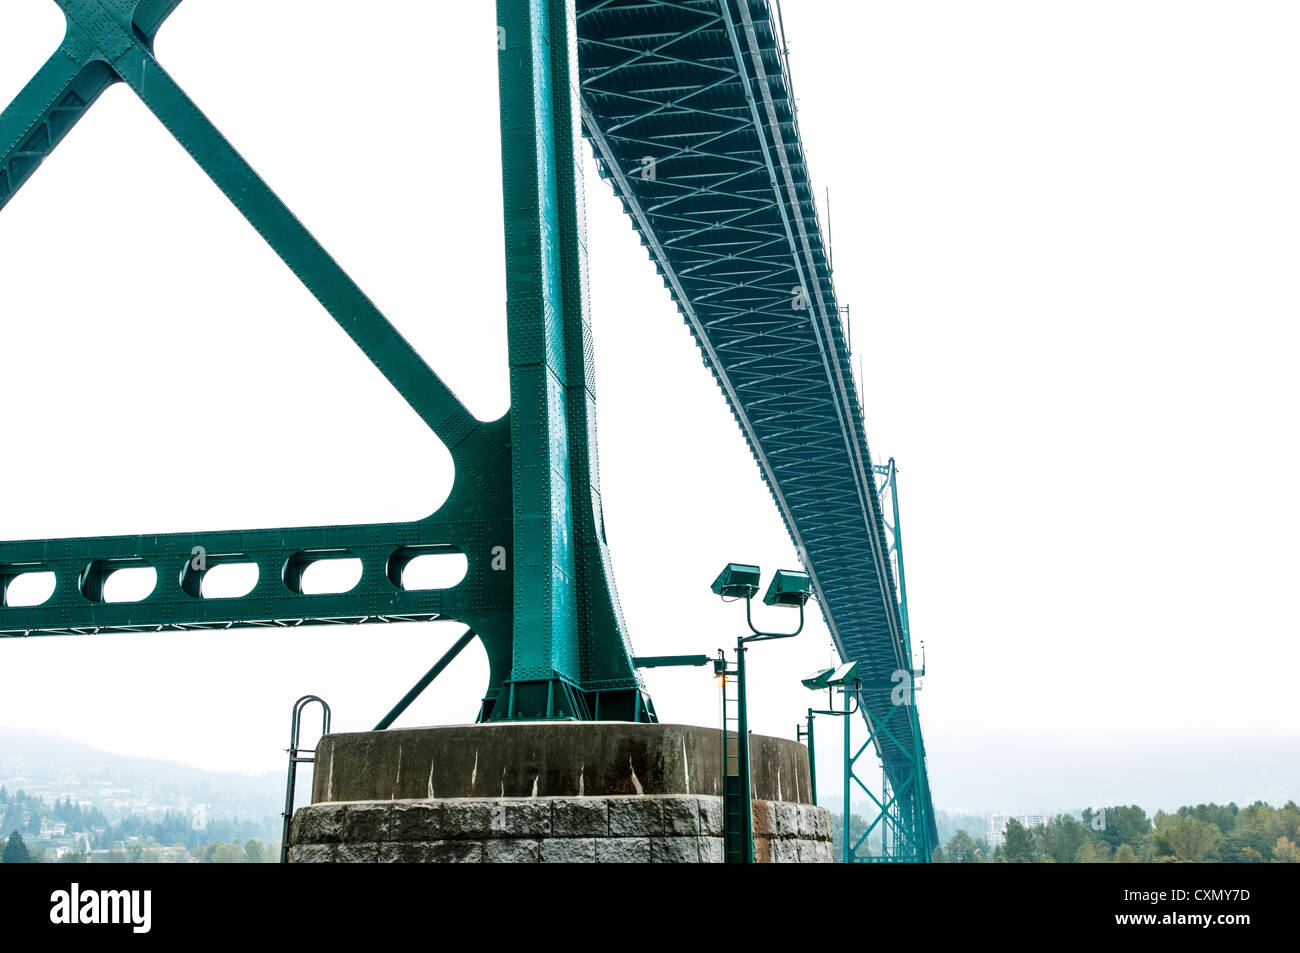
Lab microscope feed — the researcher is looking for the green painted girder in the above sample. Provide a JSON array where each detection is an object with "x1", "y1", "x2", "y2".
[
  {"x1": 0, "y1": 0, "x2": 652, "y2": 723},
  {"x1": 574, "y1": 0, "x2": 932, "y2": 825},
  {"x1": 850, "y1": 687, "x2": 934, "y2": 862}
]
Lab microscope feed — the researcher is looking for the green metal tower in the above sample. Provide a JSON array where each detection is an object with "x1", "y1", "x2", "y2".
[{"x1": 0, "y1": 0, "x2": 652, "y2": 723}]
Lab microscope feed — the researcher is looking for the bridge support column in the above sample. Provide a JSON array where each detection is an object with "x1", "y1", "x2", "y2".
[{"x1": 491, "y1": 0, "x2": 649, "y2": 721}]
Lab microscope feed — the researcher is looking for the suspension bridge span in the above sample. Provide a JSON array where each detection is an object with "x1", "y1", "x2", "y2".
[{"x1": 576, "y1": 0, "x2": 936, "y2": 858}]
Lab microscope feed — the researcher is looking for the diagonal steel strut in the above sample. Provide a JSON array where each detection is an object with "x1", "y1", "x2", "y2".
[{"x1": 0, "y1": 0, "x2": 652, "y2": 723}]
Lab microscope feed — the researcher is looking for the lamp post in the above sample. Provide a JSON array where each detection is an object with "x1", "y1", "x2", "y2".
[
  {"x1": 800, "y1": 662, "x2": 861, "y2": 862},
  {"x1": 710, "y1": 563, "x2": 812, "y2": 863}
]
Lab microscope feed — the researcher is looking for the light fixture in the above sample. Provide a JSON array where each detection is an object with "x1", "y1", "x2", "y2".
[
  {"x1": 710, "y1": 563, "x2": 761, "y2": 600},
  {"x1": 762, "y1": 568, "x2": 812, "y2": 607},
  {"x1": 801, "y1": 667, "x2": 835, "y2": 691},
  {"x1": 825, "y1": 661, "x2": 860, "y2": 687}
]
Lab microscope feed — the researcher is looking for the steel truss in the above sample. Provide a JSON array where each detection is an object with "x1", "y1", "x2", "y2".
[
  {"x1": 0, "y1": 0, "x2": 653, "y2": 722},
  {"x1": 846, "y1": 684, "x2": 933, "y2": 863},
  {"x1": 576, "y1": 0, "x2": 936, "y2": 845}
]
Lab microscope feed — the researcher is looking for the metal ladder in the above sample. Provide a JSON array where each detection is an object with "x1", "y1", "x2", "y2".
[
  {"x1": 720, "y1": 671, "x2": 745, "y2": 863},
  {"x1": 280, "y1": 695, "x2": 330, "y2": 863}
]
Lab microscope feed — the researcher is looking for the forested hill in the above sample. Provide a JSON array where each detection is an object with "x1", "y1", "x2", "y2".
[{"x1": 0, "y1": 728, "x2": 281, "y2": 822}]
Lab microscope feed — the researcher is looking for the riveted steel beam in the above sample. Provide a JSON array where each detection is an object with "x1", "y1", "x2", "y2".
[
  {"x1": 0, "y1": 0, "x2": 651, "y2": 724},
  {"x1": 574, "y1": 0, "x2": 933, "y2": 834}
]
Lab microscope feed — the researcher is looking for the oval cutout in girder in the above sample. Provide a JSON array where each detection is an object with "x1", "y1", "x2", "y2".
[
  {"x1": 296, "y1": 557, "x2": 363, "y2": 595},
  {"x1": 200, "y1": 562, "x2": 259, "y2": 599},
  {"x1": 398, "y1": 551, "x2": 468, "y2": 591},
  {"x1": 4, "y1": 570, "x2": 56, "y2": 607},
  {"x1": 102, "y1": 566, "x2": 157, "y2": 604}
]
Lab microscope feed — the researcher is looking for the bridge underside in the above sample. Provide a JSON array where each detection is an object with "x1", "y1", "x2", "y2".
[{"x1": 575, "y1": 0, "x2": 936, "y2": 855}]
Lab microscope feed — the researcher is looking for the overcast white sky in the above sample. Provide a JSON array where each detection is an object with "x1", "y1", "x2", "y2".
[{"x1": 1, "y1": 1, "x2": 1297, "y2": 815}]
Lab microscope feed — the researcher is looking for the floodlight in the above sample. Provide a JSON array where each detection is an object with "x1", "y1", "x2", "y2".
[
  {"x1": 801, "y1": 667, "x2": 834, "y2": 691},
  {"x1": 762, "y1": 568, "x2": 812, "y2": 607},
  {"x1": 710, "y1": 563, "x2": 761, "y2": 600},
  {"x1": 825, "y1": 661, "x2": 860, "y2": 687}
]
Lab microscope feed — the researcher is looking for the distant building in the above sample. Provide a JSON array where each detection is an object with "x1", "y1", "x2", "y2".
[{"x1": 987, "y1": 812, "x2": 1050, "y2": 847}]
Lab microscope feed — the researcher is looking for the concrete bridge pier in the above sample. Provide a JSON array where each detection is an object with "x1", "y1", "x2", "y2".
[{"x1": 287, "y1": 722, "x2": 833, "y2": 863}]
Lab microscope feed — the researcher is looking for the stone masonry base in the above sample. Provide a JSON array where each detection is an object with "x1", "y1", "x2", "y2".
[{"x1": 289, "y1": 794, "x2": 833, "y2": 863}]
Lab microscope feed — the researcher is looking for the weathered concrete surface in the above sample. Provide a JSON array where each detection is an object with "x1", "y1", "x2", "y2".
[
  {"x1": 292, "y1": 724, "x2": 829, "y2": 862},
  {"x1": 310, "y1": 723, "x2": 814, "y2": 805},
  {"x1": 288, "y1": 795, "x2": 834, "y2": 864}
]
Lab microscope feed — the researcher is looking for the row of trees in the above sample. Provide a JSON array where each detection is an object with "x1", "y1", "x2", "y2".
[
  {"x1": 3, "y1": 785, "x2": 121, "y2": 843},
  {"x1": 95, "y1": 811, "x2": 273, "y2": 852},
  {"x1": 3, "y1": 830, "x2": 281, "y2": 863},
  {"x1": 0, "y1": 788, "x2": 113, "y2": 839},
  {"x1": 934, "y1": 801, "x2": 1300, "y2": 863},
  {"x1": 191, "y1": 838, "x2": 279, "y2": 863},
  {"x1": 0, "y1": 786, "x2": 278, "y2": 853}
]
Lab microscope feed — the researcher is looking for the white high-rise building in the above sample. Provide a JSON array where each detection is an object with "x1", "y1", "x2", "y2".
[{"x1": 987, "y1": 812, "x2": 1051, "y2": 847}]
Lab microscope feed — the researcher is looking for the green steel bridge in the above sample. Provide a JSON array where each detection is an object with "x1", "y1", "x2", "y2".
[{"x1": 0, "y1": 0, "x2": 935, "y2": 861}]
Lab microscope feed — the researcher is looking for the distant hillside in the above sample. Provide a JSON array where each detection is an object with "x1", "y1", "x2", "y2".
[{"x1": 0, "y1": 728, "x2": 282, "y2": 822}]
